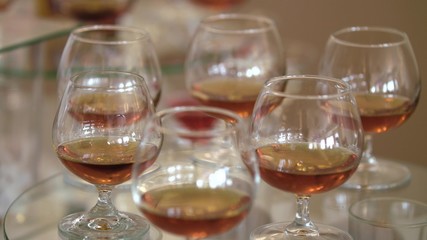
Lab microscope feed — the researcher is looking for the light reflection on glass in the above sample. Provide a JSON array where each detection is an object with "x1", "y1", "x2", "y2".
[
  {"x1": 208, "y1": 168, "x2": 227, "y2": 188},
  {"x1": 244, "y1": 66, "x2": 261, "y2": 78}
]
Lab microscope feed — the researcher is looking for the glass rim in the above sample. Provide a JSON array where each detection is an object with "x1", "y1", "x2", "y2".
[
  {"x1": 330, "y1": 26, "x2": 408, "y2": 48},
  {"x1": 200, "y1": 13, "x2": 277, "y2": 34},
  {"x1": 349, "y1": 196, "x2": 427, "y2": 228},
  {"x1": 70, "y1": 70, "x2": 147, "y2": 89},
  {"x1": 264, "y1": 74, "x2": 353, "y2": 99},
  {"x1": 153, "y1": 106, "x2": 244, "y2": 137},
  {"x1": 70, "y1": 24, "x2": 151, "y2": 45}
]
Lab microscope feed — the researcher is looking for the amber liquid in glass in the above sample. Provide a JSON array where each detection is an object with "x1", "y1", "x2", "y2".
[
  {"x1": 68, "y1": 92, "x2": 147, "y2": 127},
  {"x1": 191, "y1": 77, "x2": 263, "y2": 118},
  {"x1": 190, "y1": 0, "x2": 246, "y2": 9},
  {"x1": 256, "y1": 143, "x2": 358, "y2": 195},
  {"x1": 64, "y1": 1, "x2": 131, "y2": 23},
  {"x1": 57, "y1": 137, "x2": 157, "y2": 185},
  {"x1": 354, "y1": 94, "x2": 415, "y2": 134},
  {"x1": 140, "y1": 185, "x2": 251, "y2": 239}
]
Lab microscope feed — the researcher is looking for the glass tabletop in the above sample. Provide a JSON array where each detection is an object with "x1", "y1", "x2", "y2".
[
  {"x1": 3, "y1": 158, "x2": 427, "y2": 240},
  {"x1": 2, "y1": 173, "x2": 163, "y2": 240}
]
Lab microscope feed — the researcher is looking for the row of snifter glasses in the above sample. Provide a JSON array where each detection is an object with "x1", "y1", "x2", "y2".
[
  {"x1": 53, "y1": 71, "x2": 364, "y2": 240},
  {"x1": 182, "y1": 13, "x2": 421, "y2": 240},
  {"x1": 52, "y1": 13, "x2": 420, "y2": 240},
  {"x1": 53, "y1": 13, "x2": 283, "y2": 239},
  {"x1": 53, "y1": 18, "x2": 260, "y2": 240},
  {"x1": 185, "y1": 15, "x2": 421, "y2": 191},
  {"x1": 53, "y1": 70, "x2": 258, "y2": 239}
]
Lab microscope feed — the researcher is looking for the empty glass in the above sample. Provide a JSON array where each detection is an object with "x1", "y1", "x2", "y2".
[{"x1": 349, "y1": 197, "x2": 427, "y2": 240}]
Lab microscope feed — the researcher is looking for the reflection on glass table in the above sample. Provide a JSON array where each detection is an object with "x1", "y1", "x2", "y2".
[
  {"x1": 4, "y1": 157, "x2": 427, "y2": 240},
  {"x1": 3, "y1": 174, "x2": 161, "y2": 240},
  {"x1": 0, "y1": 0, "x2": 78, "y2": 223}
]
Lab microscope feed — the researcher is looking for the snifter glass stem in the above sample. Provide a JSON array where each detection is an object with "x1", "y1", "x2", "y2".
[
  {"x1": 362, "y1": 134, "x2": 376, "y2": 165},
  {"x1": 86, "y1": 185, "x2": 120, "y2": 230},
  {"x1": 285, "y1": 195, "x2": 319, "y2": 237}
]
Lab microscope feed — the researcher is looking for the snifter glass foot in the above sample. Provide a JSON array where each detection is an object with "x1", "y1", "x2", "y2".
[
  {"x1": 250, "y1": 222, "x2": 353, "y2": 240},
  {"x1": 58, "y1": 211, "x2": 151, "y2": 240},
  {"x1": 342, "y1": 158, "x2": 411, "y2": 190}
]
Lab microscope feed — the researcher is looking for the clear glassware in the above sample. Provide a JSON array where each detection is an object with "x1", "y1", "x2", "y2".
[
  {"x1": 319, "y1": 26, "x2": 421, "y2": 190},
  {"x1": 131, "y1": 106, "x2": 259, "y2": 240},
  {"x1": 57, "y1": 24, "x2": 162, "y2": 107},
  {"x1": 349, "y1": 197, "x2": 427, "y2": 240},
  {"x1": 52, "y1": 70, "x2": 156, "y2": 239},
  {"x1": 250, "y1": 75, "x2": 364, "y2": 239},
  {"x1": 185, "y1": 13, "x2": 284, "y2": 118}
]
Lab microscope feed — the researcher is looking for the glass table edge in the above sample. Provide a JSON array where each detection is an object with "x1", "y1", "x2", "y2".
[
  {"x1": 0, "y1": 23, "x2": 80, "y2": 54},
  {"x1": 2, "y1": 173, "x2": 64, "y2": 240}
]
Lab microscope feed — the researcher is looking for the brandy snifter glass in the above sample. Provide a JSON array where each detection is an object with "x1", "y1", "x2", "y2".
[
  {"x1": 185, "y1": 13, "x2": 284, "y2": 118},
  {"x1": 319, "y1": 26, "x2": 421, "y2": 190},
  {"x1": 52, "y1": 70, "x2": 157, "y2": 239},
  {"x1": 250, "y1": 75, "x2": 363, "y2": 239},
  {"x1": 132, "y1": 106, "x2": 259, "y2": 240}
]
